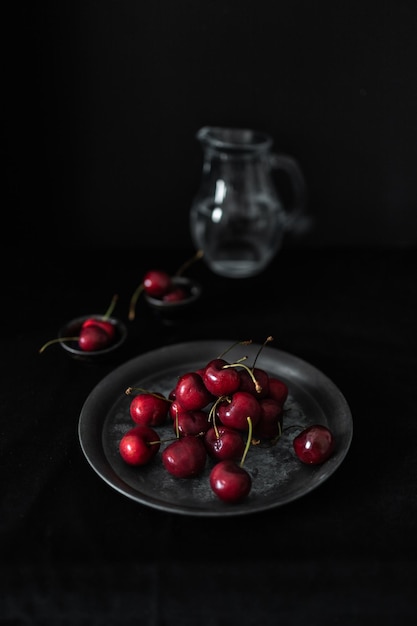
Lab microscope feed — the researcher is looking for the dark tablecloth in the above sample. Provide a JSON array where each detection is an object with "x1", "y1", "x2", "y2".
[{"x1": 1, "y1": 246, "x2": 416, "y2": 625}]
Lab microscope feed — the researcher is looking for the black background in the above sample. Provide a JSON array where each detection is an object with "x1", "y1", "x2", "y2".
[
  {"x1": 2, "y1": 2, "x2": 417, "y2": 625},
  {"x1": 4, "y1": 0, "x2": 417, "y2": 251}
]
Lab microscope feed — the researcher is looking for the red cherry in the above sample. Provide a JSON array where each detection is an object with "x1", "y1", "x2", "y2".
[
  {"x1": 252, "y1": 397, "x2": 283, "y2": 440},
  {"x1": 217, "y1": 391, "x2": 261, "y2": 431},
  {"x1": 39, "y1": 324, "x2": 114, "y2": 354},
  {"x1": 238, "y1": 367, "x2": 270, "y2": 398},
  {"x1": 162, "y1": 287, "x2": 188, "y2": 302},
  {"x1": 293, "y1": 424, "x2": 335, "y2": 464},
  {"x1": 78, "y1": 324, "x2": 112, "y2": 351},
  {"x1": 173, "y1": 409, "x2": 210, "y2": 437},
  {"x1": 161, "y1": 436, "x2": 207, "y2": 478},
  {"x1": 80, "y1": 295, "x2": 118, "y2": 342},
  {"x1": 204, "y1": 426, "x2": 245, "y2": 461},
  {"x1": 203, "y1": 358, "x2": 241, "y2": 397},
  {"x1": 209, "y1": 459, "x2": 252, "y2": 503},
  {"x1": 143, "y1": 269, "x2": 172, "y2": 298},
  {"x1": 129, "y1": 392, "x2": 170, "y2": 427},
  {"x1": 174, "y1": 372, "x2": 213, "y2": 411},
  {"x1": 268, "y1": 377, "x2": 289, "y2": 406},
  {"x1": 81, "y1": 317, "x2": 116, "y2": 341},
  {"x1": 119, "y1": 424, "x2": 161, "y2": 466}
]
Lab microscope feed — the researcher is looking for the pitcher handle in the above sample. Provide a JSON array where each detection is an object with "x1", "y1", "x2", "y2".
[{"x1": 270, "y1": 153, "x2": 311, "y2": 234}]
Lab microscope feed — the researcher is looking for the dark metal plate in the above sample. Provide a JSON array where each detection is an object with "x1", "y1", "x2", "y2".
[{"x1": 78, "y1": 340, "x2": 353, "y2": 517}]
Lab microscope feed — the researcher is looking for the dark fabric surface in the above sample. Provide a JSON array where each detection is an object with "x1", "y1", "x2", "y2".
[{"x1": 1, "y1": 246, "x2": 416, "y2": 624}]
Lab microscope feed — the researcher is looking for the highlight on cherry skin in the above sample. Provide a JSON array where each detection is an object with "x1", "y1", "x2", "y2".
[{"x1": 38, "y1": 294, "x2": 120, "y2": 354}]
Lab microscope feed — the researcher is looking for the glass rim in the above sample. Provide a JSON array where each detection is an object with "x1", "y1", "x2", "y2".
[{"x1": 196, "y1": 126, "x2": 273, "y2": 151}]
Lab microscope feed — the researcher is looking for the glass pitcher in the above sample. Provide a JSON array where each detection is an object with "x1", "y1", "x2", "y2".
[{"x1": 189, "y1": 126, "x2": 308, "y2": 278}]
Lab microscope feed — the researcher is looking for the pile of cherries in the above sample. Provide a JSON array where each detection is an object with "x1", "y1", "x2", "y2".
[{"x1": 119, "y1": 340, "x2": 335, "y2": 504}]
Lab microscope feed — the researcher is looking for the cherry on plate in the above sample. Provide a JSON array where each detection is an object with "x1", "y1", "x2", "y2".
[
  {"x1": 293, "y1": 424, "x2": 335, "y2": 464},
  {"x1": 119, "y1": 424, "x2": 161, "y2": 466},
  {"x1": 161, "y1": 436, "x2": 207, "y2": 478},
  {"x1": 209, "y1": 459, "x2": 252, "y2": 503}
]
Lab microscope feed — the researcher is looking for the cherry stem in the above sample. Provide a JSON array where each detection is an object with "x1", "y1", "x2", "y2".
[
  {"x1": 174, "y1": 249, "x2": 204, "y2": 277},
  {"x1": 252, "y1": 335, "x2": 274, "y2": 370},
  {"x1": 128, "y1": 283, "x2": 145, "y2": 321},
  {"x1": 39, "y1": 336, "x2": 80, "y2": 354},
  {"x1": 149, "y1": 436, "x2": 176, "y2": 445},
  {"x1": 103, "y1": 294, "x2": 119, "y2": 320},
  {"x1": 270, "y1": 421, "x2": 283, "y2": 446},
  {"x1": 208, "y1": 395, "x2": 227, "y2": 430},
  {"x1": 217, "y1": 339, "x2": 252, "y2": 360},
  {"x1": 173, "y1": 404, "x2": 180, "y2": 439},
  {"x1": 240, "y1": 417, "x2": 253, "y2": 468},
  {"x1": 212, "y1": 410, "x2": 220, "y2": 439},
  {"x1": 125, "y1": 387, "x2": 171, "y2": 402},
  {"x1": 223, "y1": 362, "x2": 263, "y2": 394}
]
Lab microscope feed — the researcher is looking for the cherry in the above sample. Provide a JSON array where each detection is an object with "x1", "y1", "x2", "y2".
[
  {"x1": 238, "y1": 367, "x2": 270, "y2": 398},
  {"x1": 119, "y1": 424, "x2": 161, "y2": 466},
  {"x1": 209, "y1": 459, "x2": 252, "y2": 503},
  {"x1": 203, "y1": 358, "x2": 241, "y2": 397},
  {"x1": 293, "y1": 424, "x2": 335, "y2": 464},
  {"x1": 161, "y1": 435, "x2": 207, "y2": 478},
  {"x1": 143, "y1": 270, "x2": 173, "y2": 298},
  {"x1": 209, "y1": 415, "x2": 253, "y2": 503},
  {"x1": 252, "y1": 397, "x2": 283, "y2": 441},
  {"x1": 80, "y1": 295, "x2": 118, "y2": 340},
  {"x1": 126, "y1": 388, "x2": 170, "y2": 427},
  {"x1": 174, "y1": 371, "x2": 213, "y2": 411},
  {"x1": 173, "y1": 409, "x2": 210, "y2": 437},
  {"x1": 39, "y1": 294, "x2": 119, "y2": 354},
  {"x1": 78, "y1": 324, "x2": 113, "y2": 351},
  {"x1": 202, "y1": 340, "x2": 260, "y2": 397},
  {"x1": 168, "y1": 386, "x2": 211, "y2": 424},
  {"x1": 268, "y1": 377, "x2": 289, "y2": 406},
  {"x1": 162, "y1": 286, "x2": 188, "y2": 302},
  {"x1": 217, "y1": 391, "x2": 261, "y2": 431},
  {"x1": 204, "y1": 425, "x2": 245, "y2": 461},
  {"x1": 81, "y1": 317, "x2": 116, "y2": 341}
]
